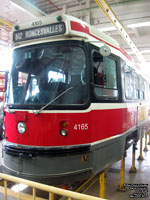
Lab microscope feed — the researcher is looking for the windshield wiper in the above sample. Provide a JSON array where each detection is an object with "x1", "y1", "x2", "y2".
[{"x1": 33, "y1": 86, "x2": 74, "y2": 115}]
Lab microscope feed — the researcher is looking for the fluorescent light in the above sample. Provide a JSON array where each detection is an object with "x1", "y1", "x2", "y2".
[
  {"x1": 140, "y1": 50, "x2": 150, "y2": 54},
  {"x1": 127, "y1": 22, "x2": 150, "y2": 28},
  {"x1": 99, "y1": 27, "x2": 116, "y2": 32},
  {"x1": 11, "y1": 184, "x2": 28, "y2": 192},
  {"x1": 127, "y1": 50, "x2": 150, "y2": 54},
  {"x1": 98, "y1": 22, "x2": 150, "y2": 32}
]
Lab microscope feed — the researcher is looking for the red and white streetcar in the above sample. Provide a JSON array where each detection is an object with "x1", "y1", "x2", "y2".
[{"x1": 2, "y1": 14, "x2": 150, "y2": 184}]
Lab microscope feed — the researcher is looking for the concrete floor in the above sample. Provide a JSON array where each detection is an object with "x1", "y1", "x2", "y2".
[
  {"x1": 86, "y1": 139, "x2": 150, "y2": 200},
  {"x1": 0, "y1": 139, "x2": 149, "y2": 200}
]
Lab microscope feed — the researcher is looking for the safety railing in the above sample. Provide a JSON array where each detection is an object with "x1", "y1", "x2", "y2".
[{"x1": 0, "y1": 173, "x2": 106, "y2": 200}]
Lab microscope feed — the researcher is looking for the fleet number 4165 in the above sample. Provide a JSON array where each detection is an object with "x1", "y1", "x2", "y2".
[{"x1": 74, "y1": 123, "x2": 88, "y2": 131}]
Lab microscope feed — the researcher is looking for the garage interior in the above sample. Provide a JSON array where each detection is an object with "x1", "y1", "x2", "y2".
[{"x1": 0, "y1": 0, "x2": 150, "y2": 200}]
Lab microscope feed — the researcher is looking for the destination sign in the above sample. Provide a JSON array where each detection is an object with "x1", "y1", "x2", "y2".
[{"x1": 13, "y1": 22, "x2": 66, "y2": 43}]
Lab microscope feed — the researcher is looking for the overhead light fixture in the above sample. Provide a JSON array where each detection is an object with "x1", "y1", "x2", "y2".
[
  {"x1": 99, "y1": 26, "x2": 116, "y2": 32},
  {"x1": 141, "y1": 50, "x2": 150, "y2": 54},
  {"x1": 99, "y1": 22, "x2": 150, "y2": 32},
  {"x1": 127, "y1": 22, "x2": 150, "y2": 28},
  {"x1": 127, "y1": 50, "x2": 150, "y2": 54}
]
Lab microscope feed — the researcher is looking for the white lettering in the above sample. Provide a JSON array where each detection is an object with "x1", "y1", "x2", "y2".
[
  {"x1": 59, "y1": 24, "x2": 63, "y2": 32},
  {"x1": 73, "y1": 123, "x2": 88, "y2": 131},
  {"x1": 15, "y1": 32, "x2": 23, "y2": 41},
  {"x1": 14, "y1": 22, "x2": 65, "y2": 42}
]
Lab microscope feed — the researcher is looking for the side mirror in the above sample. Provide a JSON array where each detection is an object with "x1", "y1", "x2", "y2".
[{"x1": 99, "y1": 45, "x2": 111, "y2": 56}]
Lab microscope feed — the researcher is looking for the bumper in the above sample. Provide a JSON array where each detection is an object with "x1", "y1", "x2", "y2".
[{"x1": 2, "y1": 142, "x2": 92, "y2": 184}]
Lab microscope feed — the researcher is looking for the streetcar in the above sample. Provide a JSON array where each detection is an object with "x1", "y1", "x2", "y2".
[{"x1": 2, "y1": 14, "x2": 150, "y2": 184}]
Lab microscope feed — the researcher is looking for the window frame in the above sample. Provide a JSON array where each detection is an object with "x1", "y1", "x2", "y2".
[
  {"x1": 6, "y1": 40, "x2": 91, "y2": 110},
  {"x1": 92, "y1": 50, "x2": 119, "y2": 101},
  {"x1": 124, "y1": 67, "x2": 134, "y2": 100}
]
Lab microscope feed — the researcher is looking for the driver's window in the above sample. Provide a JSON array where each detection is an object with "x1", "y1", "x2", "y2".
[
  {"x1": 93, "y1": 51, "x2": 104, "y2": 86},
  {"x1": 92, "y1": 50, "x2": 118, "y2": 100}
]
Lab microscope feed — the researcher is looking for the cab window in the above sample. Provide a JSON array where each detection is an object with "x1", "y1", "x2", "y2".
[{"x1": 92, "y1": 51, "x2": 118, "y2": 100}]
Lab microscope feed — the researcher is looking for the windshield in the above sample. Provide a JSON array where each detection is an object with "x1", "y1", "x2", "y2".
[{"x1": 7, "y1": 44, "x2": 87, "y2": 107}]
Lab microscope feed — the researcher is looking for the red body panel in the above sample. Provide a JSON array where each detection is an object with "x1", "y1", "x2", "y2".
[{"x1": 5, "y1": 106, "x2": 137, "y2": 146}]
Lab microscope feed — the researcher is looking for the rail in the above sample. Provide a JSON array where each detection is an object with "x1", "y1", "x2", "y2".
[{"x1": 0, "y1": 173, "x2": 106, "y2": 200}]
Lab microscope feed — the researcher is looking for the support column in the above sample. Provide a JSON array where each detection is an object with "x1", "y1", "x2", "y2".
[
  {"x1": 143, "y1": 131, "x2": 148, "y2": 152},
  {"x1": 148, "y1": 130, "x2": 150, "y2": 145},
  {"x1": 129, "y1": 143, "x2": 137, "y2": 173},
  {"x1": 49, "y1": 192, "x2": 55, "y2": 200},
  {"x1": 99, "y1": 171, "x2": 106, "y2": 198},
  {"x1": 138, "y1": 135, "x2": 144, "y2": 160},
  {"x1": 0, "y1": 178, "x2": 4, "y2": 186},
  {"x1": 117, "y1": 155, "x2": 126, "y2": 191},
  {"x1": 4, "y1": 180, "x2": 7, "y2": 200}
]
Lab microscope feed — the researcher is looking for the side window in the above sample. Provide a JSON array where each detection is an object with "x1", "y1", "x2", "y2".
[
  {"x1": 93, "y1": 51, "x2": 118, "y2": 100},
  {"x1": 124, "y1": 65, "x2": 134, "y2": 100},
  {"x1": 93, "y1": 52, "x2": 104, "y2": 86},
  {"x1": 133, "y1": 72, "x2": 139, "y2": 100},
  {"x1": 145, "y1": 81, "x2": 149, "y2": 100},
  {"x1": 139, "y1": 77, "x2": 145, "y2": 100},
  {"x1": 104, "y1": 57, "x2": 117, "y2": 89}
]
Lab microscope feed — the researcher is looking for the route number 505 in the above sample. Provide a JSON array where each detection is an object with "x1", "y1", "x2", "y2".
[{"x1": 74, "y1": 123, "x2": 88, "y2": 131}]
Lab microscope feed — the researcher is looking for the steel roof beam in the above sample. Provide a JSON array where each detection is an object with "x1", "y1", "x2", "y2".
[{"x1": 95, "y1": 0, "x2": 145, "y2": 63}]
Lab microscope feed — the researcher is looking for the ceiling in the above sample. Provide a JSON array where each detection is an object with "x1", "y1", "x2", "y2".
[{"x1": 0, "y1": 0, "x2": 150, "y2": 67}]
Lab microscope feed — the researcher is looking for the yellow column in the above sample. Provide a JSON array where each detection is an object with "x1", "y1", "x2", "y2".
[
  {"x1": 4, "y1": 180, "x2": 7, "y2": 200},
  {"x1": 99, "y1": 171, "x2": 106, "y2": 198},
  {"x1": 148, "y1": 130, "x2": 150, "y2": 145},
  {"x1": 0, "y1": 178, "x2": 4, "y2": 186},
  {"x1": 129, "y1": 143, "x2": 137, "y2": 173},
  {"x1": 117, "y1": 156, "x2": 126, "y2": 191},
  {"x1": 138, "y1": 135, "x2": 144, "y2": 160},
  {"x1": 18, "y1": 184, "x2": 20, "y2": 200},
  {"x1": 49, "y1": 192, "x2": 55, "y2": 200},
  {"x1": 33, "y1": 188, "x2": 36, "y2": 200},
  {"x1": 143, "y1": 131, "x2": 148, "y2": 152}
]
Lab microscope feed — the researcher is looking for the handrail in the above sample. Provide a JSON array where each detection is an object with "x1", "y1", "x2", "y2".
[{"x1": 0, "y1": 173, "x2": 107, "y2": 200}]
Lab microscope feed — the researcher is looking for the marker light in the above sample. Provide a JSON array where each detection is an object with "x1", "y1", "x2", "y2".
[
  {"x1": 14, "y1": 25, "x2": 19, "y2": 30},
  {"x1": 17, "y1": 122, "x2": 26, "y2": 134},
  {"x1": 60, "y1": 121, "x2": 68, "y2": 128},
  {"x1": 56, "y1": 16, "x2": 62, "y2": 22},
  {"x1": 60, "y1": 129, "x2": 68, "y2": 136}
]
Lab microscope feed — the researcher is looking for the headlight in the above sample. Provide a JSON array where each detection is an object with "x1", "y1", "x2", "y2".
[
  {"x1": 60, "y1": 129, "x2": 68, "y2": 136},
  {"x1": 17, "y1": 122, "x2": 26, "y2": 134}
]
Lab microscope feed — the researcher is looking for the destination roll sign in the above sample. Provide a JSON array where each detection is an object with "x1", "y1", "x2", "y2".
[{"x1": 13, "y1": 22, "x2": 66, "y2": 43}]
